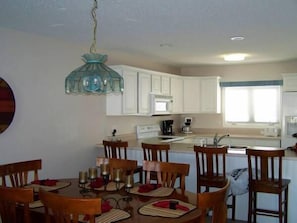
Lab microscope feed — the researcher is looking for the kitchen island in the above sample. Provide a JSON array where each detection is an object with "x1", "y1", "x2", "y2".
[{"x1": 96, "y1": 134, "x2": 297, "y2": 222}]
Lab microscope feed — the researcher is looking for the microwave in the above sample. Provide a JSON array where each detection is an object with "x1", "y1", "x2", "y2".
[{"x1": 150, "y1": 94, "x2": 173, "y2": 116}]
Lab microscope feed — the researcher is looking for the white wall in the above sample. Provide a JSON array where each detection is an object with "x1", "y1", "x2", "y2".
[{"x1": 0, "y1": 28, "x2": 177, "y2": 179}]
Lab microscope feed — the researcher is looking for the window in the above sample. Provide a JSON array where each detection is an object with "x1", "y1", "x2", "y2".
[{"x1": 223, "y1": 85, "x2": 281, "y2": 127}]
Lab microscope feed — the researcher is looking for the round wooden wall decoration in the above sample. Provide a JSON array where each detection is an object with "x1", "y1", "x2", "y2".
[{"x1": 0, "y1": 78, "x2": 15, "y2": 133}]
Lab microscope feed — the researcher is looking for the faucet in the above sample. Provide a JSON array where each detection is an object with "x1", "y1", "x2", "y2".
[{"x1": 213, "y1": 133, "x2": 230, "y2": 147}]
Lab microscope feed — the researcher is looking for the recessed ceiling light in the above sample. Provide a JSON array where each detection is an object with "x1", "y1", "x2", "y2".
[
  {"x1": 223, "y1": 53, "x2": 247, "y2": 62},
  {"x1": 230, "y1": 36, "x2": 245, "y2": 41},
  {"x1": 160, "y1": 43, "x2": 173, "y2": 48}
]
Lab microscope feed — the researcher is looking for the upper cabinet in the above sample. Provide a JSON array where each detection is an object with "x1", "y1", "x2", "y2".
[
  {"x1": 200, "y1": 77, "x2": 221, "y2": 113},
  {"x1": 106, "y1": 66, "x2": 138, "y2": 115},
  {"x1": 282, "y1": 73, "x2": 297, "y2": 92},
  {"x1": 151, "y1": 73, "x2": 171, "y2": 95},
  {"x1": 106, "y1": 65, "x2": 221, "y2": 116}
]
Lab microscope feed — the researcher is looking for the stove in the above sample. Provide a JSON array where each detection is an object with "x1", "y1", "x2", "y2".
[{"x1": 136, "y1": 124, "x2": 185, "y2": 142}]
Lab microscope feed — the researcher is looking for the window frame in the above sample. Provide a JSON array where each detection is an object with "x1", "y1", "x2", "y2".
[{"x1": 222, "y1": 84, "x2": 281, "y2": 129}]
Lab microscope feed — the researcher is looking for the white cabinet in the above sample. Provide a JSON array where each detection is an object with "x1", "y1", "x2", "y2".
[
  {"x1": 151, "y1": 74, "x2": 171, "y2": 95},
  {"x1": 138, "y1": 72, "x2": 151, "y2": 114},
  {"x1": 200, "y1": 77, "x2": 221, "y2": 113},
  {"x1": 106, "y1": 66, "x2": 138, "y2": 115},
  {"x1": 282, "y1": 73, "x2": 297, "y2": 92},
  {"x1": 183, "y1": 77, "x2": 200, "y2": 113},
  {"x1": 170, "y1": 75, "x2": 183, "y2": 114}
]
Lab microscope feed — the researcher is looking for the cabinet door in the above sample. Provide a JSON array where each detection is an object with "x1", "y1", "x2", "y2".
[
  {"x1": 200, "y1": 77, "x2": 221, "y2": 113},
  {"x1": 151, "y1": 75, "x2": 161, "y2": 94},
  {"x1": 171, "y1": 76, "x2": 183, "y2": 114},
  {"x1": 161, "y1": 75, "x2": 171, "y2": 95},
  {"x1": 138, "y1": 72, "x2": 151, "y2": 114},
  {"x1": 282, "y1": 73, "x2": 297, "y2": 92},
  {"x1": 183, "y1": 77, "x2": 200, "y2": 113},
  {"x1": 122, "y1": 70, "x2": 138, "y2": 114}
]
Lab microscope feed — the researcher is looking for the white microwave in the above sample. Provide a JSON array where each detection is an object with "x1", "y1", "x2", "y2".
[{"x1": 150, "y1": 94, "x2": 173, "y2": 116}]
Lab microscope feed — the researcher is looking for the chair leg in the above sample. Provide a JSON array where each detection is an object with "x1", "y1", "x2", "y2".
[
  {"x1": 231, "y1": 195, "x2": 236, "y2": 220},
  {"x1": 284, "y1": 187, "x2": 288, "y2": 223},
  {"x1": 253, "y1": 192, "x2": 257, "y2": 223},
  {"x1": 248, "y1": 190, "x2": 252, "y2": 223}
]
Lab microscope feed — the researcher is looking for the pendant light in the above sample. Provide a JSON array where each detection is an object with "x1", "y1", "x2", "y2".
[{"x1": 65, "y1": 0, "x2": 124, "y2": 95}]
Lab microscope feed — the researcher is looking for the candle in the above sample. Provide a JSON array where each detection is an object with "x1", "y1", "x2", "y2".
[
  {"x1": 88, "y1": 167, "x2": 97, "y2": 180},
  {"x1": 100, "y1": 164, "x2": 109, "y2": 176},
  {"x1": 125, "y1": 175, "x2": 133, "y2": 188},
  {"x1": 79, "y1": 171, "x2": 87, "y2": 184},
  {"x1": 114, "y1": 169, "x2": 121, "y2": 182}
]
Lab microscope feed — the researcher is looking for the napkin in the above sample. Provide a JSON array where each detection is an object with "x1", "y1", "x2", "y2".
[
  {"x1": 83, "y1": 200, "x2": 113, "y2": 221},
  {"x1": 138, "y1": 184, "x2": 161, "y2": 193},
  {"x1": 89, "y1": 177, "x2": 104, "y2": 188},
  {"x1": 31, "y1": 179, "x2": 58, "y2": 186},
  {"x1": 152, "y1": 200, "x2": 190, "y2": 211}
]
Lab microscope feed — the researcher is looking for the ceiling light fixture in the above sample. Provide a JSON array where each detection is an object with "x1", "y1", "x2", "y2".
[
  {"x1": 65, "y1": 0, "x2": 124, "y2": 95},
  {"x1": 230, "y1": 36, "x2": 245, "y2": 41},
  {"x1": 223, "y1": 53, "x2": 247, "y2": 62}
]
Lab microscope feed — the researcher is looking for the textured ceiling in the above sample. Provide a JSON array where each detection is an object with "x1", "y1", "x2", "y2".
[{"x1": 0, "y1": 0, "x2": 297, "y2": 66}]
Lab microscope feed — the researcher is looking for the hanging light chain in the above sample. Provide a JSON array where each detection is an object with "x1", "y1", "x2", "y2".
[{"x1": 90, "y1": 0, "x2": 98, "y2": 54}]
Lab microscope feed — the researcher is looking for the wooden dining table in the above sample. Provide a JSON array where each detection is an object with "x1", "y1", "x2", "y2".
[{"x1": 29, "y1": 178, "x2": 201, "y2": 223}]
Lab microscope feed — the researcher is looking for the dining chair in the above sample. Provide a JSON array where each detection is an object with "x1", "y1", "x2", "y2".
[
  {"x1": 39, "y1": 189, "x2": 102, "y2": 223},
  {"x1": 194, "y1": 145, "x2": 236, "y2": 220},
  {"x1": 102, "y1": 140, "x2": 143, "y2": 183},
  {"x1": 0, "y1": 159, "x2": 42, "y2": 187},
  {"x1": 108, "y1": 158, "x2": 137, "y2": 180},
  {"x1": 0, "y1": 186, "x2": 34, "y2": 223},
  {"x1": 197, "y1": 179, "x2": 230, "y2": 223},
  {"x1": 246, "y1": 148, "x2": 290, "y2": 223},
  {"x1": 142, "y1": 160, "x2": 190, "y2": 190}
]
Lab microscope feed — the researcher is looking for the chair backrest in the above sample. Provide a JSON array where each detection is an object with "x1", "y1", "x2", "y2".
[
  {"x1": 0, "y1": 186, "x2": 34, "y2": 223},
  {"x1": 109, "y1": 158, "x2": 137, "y2": 180},
  {"x1": 141, "y1": 143, "x2": 169, "y2": 162},
  {"x1": 102, "y1": 140, "x2": 128, "y2": 159},
  {"x1": 193, "y1": 145, "x2": 228, "y2": 192},
  {"x1": 0, "y1": 159, "x2": 42, "y2": 187},
  {"x1": 39, "y1": 189, "x2": 101, "y2": 223},
  {"x1": 246, "y1": 148, "x2": 285, "y2": 190},
  {"x1": 142, "y1": 160, "x2": 190, "y2": 190},
  {"x1": 197, "y1": 179, "x2": 230, "y2": 223}
]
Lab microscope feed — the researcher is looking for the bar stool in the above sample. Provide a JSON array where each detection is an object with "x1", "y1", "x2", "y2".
[
  {"x1": 102, "y1": 140, "x2": 143, "y2": 183},
  {"x1": 194, "y1": 145, "x2": 236, "y2": 220},
  {"x1": 246, "y1": 148, "x2": 290, "y2": 223}
]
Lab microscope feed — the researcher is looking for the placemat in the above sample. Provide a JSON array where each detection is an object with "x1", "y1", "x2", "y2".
[
  {"x1": 79, "y1": 209, "x2": 131, "y2": 223},
  {"x1": 138, "y1": 199, "x2": 196, "y2": 218},
  {"x1": 29, "y1": 200, "x2": 44, "y2": 209},
  {"x1": 86, "y1": 182, "x2": 125, "y2": 191},
  {"x1": 25, "y1": 181, "x2": 71, "y2": 192},
  {"x1": 129, "y1": 186, "x2": 174, "y2": 197}
]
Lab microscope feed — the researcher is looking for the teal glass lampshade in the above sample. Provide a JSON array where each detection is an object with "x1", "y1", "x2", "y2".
[{"x1": 65, "y1": 53, "x2": 124, "y2": 95}]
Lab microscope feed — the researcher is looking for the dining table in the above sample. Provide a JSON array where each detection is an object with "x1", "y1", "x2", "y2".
[{"x1": 27, "y1": 178, "x2": 201, "y2": 223}]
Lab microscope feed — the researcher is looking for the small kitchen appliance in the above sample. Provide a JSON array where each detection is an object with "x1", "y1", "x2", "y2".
[
  {"x1": 182, "y1": 117, "x2": 192, "y2": 133},
  {"x1": 161, "y1": 120, "x2": 174, "y2": 135}
]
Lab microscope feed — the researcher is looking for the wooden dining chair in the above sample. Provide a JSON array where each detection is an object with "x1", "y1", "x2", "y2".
[
  {"x1": 142, "y1": 160, "x2": 190, "y2": 190},
  {"x1": 194, "y1": 145, "x2": 236, "y2": 220},
  {"x1": 0, "y1": 159, "x2": 42, "y2": 187},
  {"x1": 102, "y1": 140, "x2": 143, "y2": 183},
  {"x1": 141, "y1": 142, "x2": 170, "y2": 162},
  {"x1": 108, "y1": 158, "x2": 137, "y2": 180},
  {"x1": 246, "y1": 148, "x2": 290, "y2": 223},
  {"x1": 39, "y1": 189, "x2": 101, "y2": 223},
  {"x1": 0, "y1": 186, "x2": 34, "y2": 223},
  {"x1": 197, "y1": 179, "x2": 230, "y2": 223}
]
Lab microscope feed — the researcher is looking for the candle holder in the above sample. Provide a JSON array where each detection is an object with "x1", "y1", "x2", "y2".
[
  {"x1": 79, "y1": 171, "x2": 88, "y2": 193},
  {"x1": 114, "y1": 169, "x2": 122, "y2": 191},
  {"x1": 125, "y1": 175, "x2": 134, "y2": 193},
  {"x1": 88, "y1": 167, "x2": 98, "y2": 182}
]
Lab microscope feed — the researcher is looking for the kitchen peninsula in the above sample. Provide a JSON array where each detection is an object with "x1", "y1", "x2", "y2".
[{"x1": 97, "y1": 133, "x2": 297, "y2": 222}]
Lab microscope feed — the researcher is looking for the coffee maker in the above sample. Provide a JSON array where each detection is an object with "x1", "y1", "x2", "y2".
[
  {"x1": 161, "y1": 120, "x2": 174, "y2": 135},
  {"x1": 182, "y1": 117, "x2": 192, "y2": 133}
]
